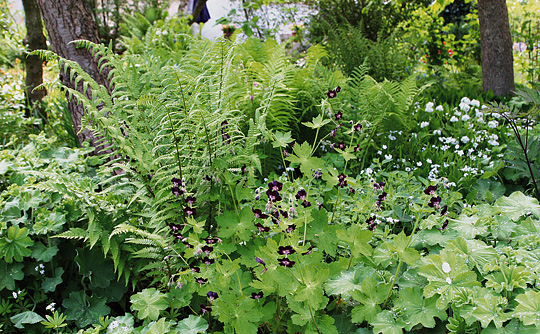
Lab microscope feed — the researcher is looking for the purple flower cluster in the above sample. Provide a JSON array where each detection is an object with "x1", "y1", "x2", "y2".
[
  {"x1": 221, "y1": 121, "x2": 231, "y2": 145},
  {"x1": 366, "y1": 215, "x2": 378, "y2": 231},
  {"x1": 338, "y1": 173, "x2": 347, "y2": 188},
  {"x1": 424, "y1": 185, "x2": 449, "y2": 230},
  {"x1": 327, "y1": 86, "x2": 341, "y2": 99},
  {"x1": 295, "y1": 188, "x2": 311, "y2": 208}
]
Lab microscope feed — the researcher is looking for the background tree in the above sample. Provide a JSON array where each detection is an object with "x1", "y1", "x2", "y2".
[
  {"x1": 36, "y1": 0, "x2": 110, "y2": 149},
  {"x1": 21, "y1": 0, "x2": 47, "y2": 122},
  {"x1": 478, "y1": 0, "x2": 515, "y2": 96}
]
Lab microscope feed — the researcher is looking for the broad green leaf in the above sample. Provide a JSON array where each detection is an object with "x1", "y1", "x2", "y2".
[
  {"x1": 514, "y1": 290, "x2": 540, "y2": 327},
  {"x1": 10, "y1": 311, "x2": 46, "y2": 329},
  {"x1": 495, "y1": 191, "x2": 540, "y2": 221},
  {"x1": 446, "y1": 237, "x2": 498, "y2": 274},
  {"x1": 481, "y1": 318, "x2": 538, "y2": 333},
  {"x1": 130, "y1": 288, "x2": 168, "y2": 321},
  {"x1": 485, "y1": 264, "x2": 532, "y2": 293},
  {"x1": 42, "y1": 267, "x2": 64, "y2": 293},
  {"x1": 294, "y1": 266, "x2": 329, "y2": 310},
  {"x1": 34, "y1": 211, "x2": 66, "y2": 235},
  {"x1": 31, "y1": 242, "x2": 58, "y2": 262},
  {"x1": 145, "y1": 318, "x2": 172, "y2": 334},
  {"x1": 336, "y1": 226, "x2": 373, "y2": 258},
  {"x1": 106, "y1": 314, "x2": 134, "y2": 333},
  {"x1": 63, "y1": 290, "x2": 110, "y2": 328},
  {"x1": 0, "y1": 160, "x2": 13, "y2": 174},
  {"x1": 166, "y1": 285, "x2": 193, "y2": 309},
  {"x1": 350, "y1": 277, "x2": 389, "y2": 323},
  {"x1": 216, "y1": 207, "x2": 254, "y2": 240},
  {"x1": 389, "y1": 231, "x2": 421, "y2": 266},
  {"x1": 272, "y1": 130, "x2": 294, "y2": 148},
  {"x1": 216, "y1": 293, "x2": 263, "y2": 334},
  {"x1": 75, "y1": 248, "x2": 115, "y2": 289},
  {"x1": 372, "y1": 310, "x2": 406, "y2": 334},
  {"x1": 302, "y1": 114, "x2": 331, "y2": 129},
  {"x1": 286, "y1": 141, "x2": 323, "y2": 176},
  {"x1": 324, "y1": 264, "x2": 376, "y2": 299},
  {"x1": 176, "y1": 315, "x2": 209, "y2": 334},
  {"x1": 0, "y1": 225, "x2": 34, "y2": 263},
  {"x1": 419, "y1": 249, "x2": 481, "y2": 309},
  {"x1": 0, "y1": 262, "x2": 24, "y2": 291},
  {"x1": 472, "y1": 294, "x2": 511, "y2": 328},
  {"x1": 395, "y1": 287, "x2": 447, "y2": 330},
  {"x1": 451, "y1": 214, "x2": 488, "y2": 239}
]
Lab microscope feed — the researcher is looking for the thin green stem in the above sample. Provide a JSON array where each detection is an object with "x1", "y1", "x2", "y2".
[
  {"x1": 382, "y1": 197, "x2": 428, "y2": 309},
  {"x1": 224, "y1": 253, "x2": 243, "y2": 296},
  {"x1": 228, "y1": 183, "x2": 239, "y2": 215},
  {"x1": 280, "y1": 147, "x2": 292, "y2": 183}
]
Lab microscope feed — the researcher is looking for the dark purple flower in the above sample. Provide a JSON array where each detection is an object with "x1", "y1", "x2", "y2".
[
  {"x1": 278, "y1": 257, "x2": 295, "y2": 267},
  {"x1": 317, "y1": 202, "x2": 324, "y2": 210},
  {"x1": 354, "y1": 144, "x2": 360, "y2": 152},
  {"x1": 185, "y1": 196, "x2": 197, "y2": 205},
  {"x1": 378, "y1": 192, "x2": 387, "y2": 202},
  {"x1": 200, "y1": 304, "x2": 212, "y2": 314},
  {"x1": 191, "y1": 265, "x2": 201, "y2": 273},
  {"x1": 183, "y1": 207, "x2": 196, "y2": 216},
  {"x1": 302, "y1": 245, "x2": 314, "y2": 255},
  {"x1": 335, "y1": 111, "x2": 343, "y2": 120},
  {"x1": 172, "y1": 186, "x2": 184, "y2": 197},
  {"x1": 439, "y1": 219, "x2": 449, "y2": 230},
  {"x1": 255, "y1": 222, "x2": 270, "y2": 232},
  {"x1": 336, "y1": 141, "x2": 346, "y2": 150},
  {"x1": 366, "y1": 216, "x2": 376, "y2": 225},
  {"x1": 335, "y1": 86, "x2": 341, "y2": 93},
  {"x1": 202, "y1": 257, "x2": 214, "y2": 266},
  {"x1": 368, "y1": 222, "x2": 378, "y2": 231},
  {"x1": 252, "y1": 208, "x2": 268, "y2": 219},
  {"x1": 349, "y1": 187, "x2": 356, "y2": 194},
  {"x1": 424, "y1": 185, "x2": 437, "y2": 196},
  {"x1": 172, "y1": 177, "x2": 183, "y2": 187},
  {"x1": 428, "y1": 196, "x2": 442, "y2": 209},
  {"x1": 441, "y1": 205, "x2": 448, "y2": 216},
  {"x1": 266, "y1": 189, "x2": 282, "y2": 202},
  {"x1": 221, "y1": 120, "x2": 228, "y2": 127},
  {"x1": 268, "y1": 180, "x2": 283, "y2": 192},
  {"x1": 168, "y1": 223, "x2": 181, "y2": 232},
  {"x1": 278, "y1": 245, "x2": 295, "y2": 255},
  {"x1": 295, "y1": 189, "x2": 307, "y2": 201},
  {"x1": 251, "y1": 291, "x2": 264, "y2": 300},
  {"x1": 313, "y1": 169, "x2": 322, "y2": 179},
  {"x1": 207, "y1": 291, "x2": 218, "y2": 301},
  {"x1": 202, "y1": 245, "x2": 213, "y2": 255},
  {"x1": 255, "y1": 256, "x2": 266, "y2": 266},
  {"x1": 173, "y1": 233, "x2": 184, "y2": 240},
  {"x1": 353, "y1": 123, "x2": 362, "y2": 132},
  {"x1": 301, "y1": 200, "x2": 311, "y2": 208},
  {"x1": 195, "y1": 277, "x2": 207, "y2": 285},
  {"x1": 241, "y1": 164, "x2": 247, "y2": 174},
  {"x1": 183, "y1": 240, "x2": 193, "y2": 248},
  {"x1": 338, "y1": 173, "x2": 347, "y2": 188},
  {"x1": 374, "y1": 182, "x2": 385, "y2": 191},
  {"x1": 327, "y1": 89, "x2": 337, "y2": 98},
  {"x1": 283, "y1": 149, "x2": 290, "y2": 158},
  {"x1": 330, "y1": 129, "x2": 338, "y2": 138},
  {"x1": 273, "y1": 209, "x2": 288, "y2": 220},
  {"x1": 205, "y1": 237, "x2": 221, "y2": 244},
  {"x1": 286, "y1": 224, "x2": 296, "y2": 233}
]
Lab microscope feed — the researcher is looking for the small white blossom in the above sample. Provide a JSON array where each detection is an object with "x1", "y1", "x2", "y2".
[
  {"x1": 385, "y1": 154, "x2": 393, "y2": 160},
  {"x1": 433, "y1": 129, "x2": 442, "y2": 135},
  {"x1": 425, "y1": 102, "x2": 435, "y2": 113},
  {"x1": 488, "y1": 120, "x2": 499, "y2": 128},
  {"x1": 471, "y1": 99, "x2": 480, "y2": 107},
  {"x1": 450, "y1": 116, "x2": 459, "y2": 122},
  {"x1": 461, "y1": 136, "x2": 470, "y2": 143},
  {"x1": 420, "y1": 121, "x2": 429, "y2": 128},
  {"x1": 436, "y1": 105, "x2": 444, "y2": 112},
  {"x1": 462, "y1": 114, "x2": 470, "y2": 122},
  {"x1": 417, "y1": 161, "x2": 422, "y2": 167}
]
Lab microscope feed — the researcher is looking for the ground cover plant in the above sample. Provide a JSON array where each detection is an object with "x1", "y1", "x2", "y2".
[{"x1": 2, "y1": 1, "x2": 540, "y2": 333}]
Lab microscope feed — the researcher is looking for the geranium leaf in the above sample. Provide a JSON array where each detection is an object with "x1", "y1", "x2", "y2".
[
  {"x1": 272, "y1": 130, "x2": 294, "y2": 148},
  {"x1": 325, "y1": 264, "x2": 376, "y2": 299},
  {"x1": 63, "y1": 290, "x2": 110, "y2": 328},
  {"x1": 395, "y1": 287, "x2": 447, "y2": 330},
  {"x1": 495, "y1": 191, "x2": 540, "y2": 221}
]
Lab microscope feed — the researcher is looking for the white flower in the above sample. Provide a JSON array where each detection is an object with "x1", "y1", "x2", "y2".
[
  {"x1": 420, "y1": 121, "x2": 429, "y2": 128},
  {"x1": 417, "y1": 161, "x2": 422, "y2": 167},
  {"x1": 433, "y1": 129, "x2": 442, "y2": 135},
  {"x1": 436, "y1": 105, "x2": 444, "y2": 112},
  {"x1": 388, "y1": 134, "x2": 396, "y2": 140},
  {"x1": 441, "y1": 145, "x2": 449, "y2": 151},
  {"x1": 426, "y1": 158, "x2": 432, "y2": 164},
  {"x1": 488, "y1": 139, "x2": 499, "y2": 146},
  {"x1": 382, "y1": 145, "x2": 387, "y2": 149},
  {"x1": 456, "y1": 150, "x2": 464, "y2": 156},
  {"x1": 459, "y1": 102, "x2": 471, "y2": 112},
  {"x1": 377, "y1": 150, "x2": 382, "y2": 155},
  {"x1": 462, "y1": 114, "x2": 470, "y2": 122},
  {"x1": 461, "y1": 97, "x2": 471, "y2": 105},
  {"x1": 385, "y1": 154, "x2": 393, "y2": 160},
  {"x1": 365, "y1": 168, "x2": 373, "y2": 175},
  {"x1": 450, "y1": 116, "x2": 459, "y2": 122},
  {"x1": 12, "y1": 292, "x2": 17, "y2": 299},
  {"x1": 46, "y1": 303, "x2": 56, "y2": 311},
  {"x1": 461, "y1": 136, "x2": 470, "y2": 143},
  {"x1": 488, "y1": 120, "x2": 499, "y2": 128},
  {"x1": 425, "y1": 102, "x2": 435, "y2": 113},
  {"x1": 471, "y1": 99, "x2": 480, "y2": 107},
  {"x1": 405, "y1": 167, "x2": 411, "y2": 172},
  {"x1": 442, "y1": 262, "x2": 451, "y2": 273}
]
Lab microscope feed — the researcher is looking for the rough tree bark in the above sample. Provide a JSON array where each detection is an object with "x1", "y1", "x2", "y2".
[
  {"x1": 478, "y1": 0, "x2": 515, "y2": 96},
  {"x1": 21, "y1": 0, "x2": 47, "y2": 121},
  {"x1": 35, "y1": 0, "x2": 110, "y2": 149}
]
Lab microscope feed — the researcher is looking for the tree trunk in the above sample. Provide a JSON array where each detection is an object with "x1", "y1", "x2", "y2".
[
  {"x1": 478, "y1": 0, "x2": 515, "y2": 96},
  {"x1": 36, "y1": 0, "x2": 111, "y2": 149},
  {"x1": 22, "y1": 0, "x2": 47, "y2": 122}
]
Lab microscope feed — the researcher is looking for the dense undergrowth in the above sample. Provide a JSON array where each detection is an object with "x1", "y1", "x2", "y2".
[{"x1": 2, "y1": 1, "x2": 540, "y2": 333}]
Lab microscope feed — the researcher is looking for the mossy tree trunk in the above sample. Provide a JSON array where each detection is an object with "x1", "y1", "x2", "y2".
[
  {"x1": 36, "y1": 0, "x2": 111, "y2": 150},
  {"x1": 21, "y1": 0, "x2": 47, "y2": 122},
  {"x1": 478, "y1": 0, "x2": 515, "y2": 97}
]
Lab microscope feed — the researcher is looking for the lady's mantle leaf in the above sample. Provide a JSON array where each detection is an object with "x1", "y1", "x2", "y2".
[
  {"x1": 0, "y1": 262, "x2": 24, "y2": 291},
  {"x1": 418, "y1": 249, "x2": 480, "y2": 309},
  {"x1": 325, "y1": 264, "x2": 376, "y2": 299},
  {"x1": 495, "y1": 191, "x2": 540, "y2": 221},
  {"x1": 10, "y1": 311, "x2": 46, "y2": 329},
  {"x1": 446, "y1": 237, "x2": 498, "y2": 274},
  {"x1": 395, "y1": 287, "x2": 447, "y2": 331},
  {"x1": 130, "y1": 288, "x2": 168, "y2": 321},
  {"x1": 514, "y1": 290, "x2": 540, "y2": 327},
  {"x1": 472, "y1": 294, "x2": 511, "y2": 329},
  {"x1": 0, "y1": 225, "x2": 34, "y2": 263},
  {"x1": 63, "y1": 290, "x2": 110, "y2": 328},
  {"x1": 481, "y1": 318, "x2": 538, "y2": 333},
  {"x1": 372, "y1": 310, "x2": 406, "y2": 334},
  {"x1": 485, "y1": 264, "x2": 532, "y2": 293},
  {"x1": 176, "y1": 315, "x2": 208, "y2": 334}
]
